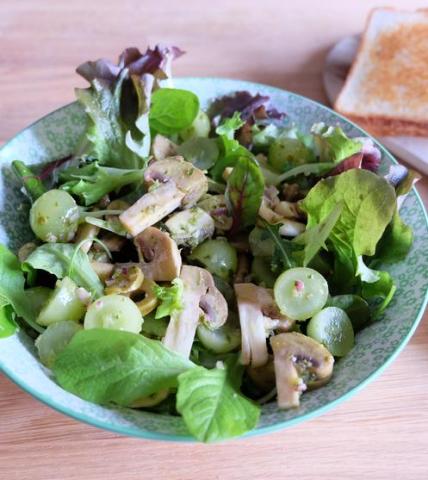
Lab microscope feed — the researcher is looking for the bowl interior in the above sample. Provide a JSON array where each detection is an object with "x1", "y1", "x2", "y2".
[{"x1": 0, "y1": 78, "x2": 427, "y2": 441}]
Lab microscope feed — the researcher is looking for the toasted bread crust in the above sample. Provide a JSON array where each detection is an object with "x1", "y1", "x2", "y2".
[
  {"x1": 335, "y1": 8, "x2": 428, "y2": 136},
  {"x1": 340, "y1": 114, "x2": 428, "y2": 137}
]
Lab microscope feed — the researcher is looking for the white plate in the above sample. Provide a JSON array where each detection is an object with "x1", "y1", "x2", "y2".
[{"x1": 323, "y1": 35, "x2": 428, "y2": 175}]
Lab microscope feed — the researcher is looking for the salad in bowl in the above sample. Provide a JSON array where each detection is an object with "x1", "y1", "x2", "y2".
[{"x1": 0, "y1": 45, "x2": 421, "y2": 442}]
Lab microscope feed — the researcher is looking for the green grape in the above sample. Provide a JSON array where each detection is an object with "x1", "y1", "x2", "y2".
[
  {"x1": 326, "y1": 295, "x2": 370, "y2": 331},
  {"x1": 36, "y1": 277, "x2": 87, "y2": 327},
  {"x1": 179, "y1": 110, "x2": 211, "y2": 140},
  {"x1": 251, "y1": 257, "x2": 276, "y2": 288},
  {"x1": 30, "y1": 189, "x2": 80, "y2": 242},
  {"x1": 274, "y1": 267, "x2": 329, "y2": 320},
  {"x1": 140, "y1": 312, "x2": 168, "y2": 338},
  {"x1": 268, "y1": 138, "x2": 313, "y2": 172},
  {"x1": 197, "y1": 324, "x2": 241, "y2": 354},
  {"x1": 84, "y1": 294, "x2": 143, "y2": 334},
  {"x1": 307, "y1": 307, "x2": 355, "y2": 357},
  {"x1": 35, "y1": 320, "x2": 82, "y2": 368},
  {"x1": 188, "y1": 238, "x2": 238, "y2": 280}
]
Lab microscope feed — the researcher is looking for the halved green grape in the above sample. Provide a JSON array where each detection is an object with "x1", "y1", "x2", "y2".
[
  {"x1": 326, "y1": 295, "x2": 370, "y2": 331},
  {"x1": 84, "y1": 294, "x2": 143, "y2": 333},
  {"x1": 268, "y1": 138, "x2": 313, "y2": 172},
  {"x1": 35, "y1": 320, "x2": 82, "y2": 368},
  {"x1": 307, "y1": 307, "x2": 355, "y2": 357},
  {"x1": 36, "y1": 277, "x2": 88, "y2": 327},
  {"x1": 30, "y1": 189, "x2": 80, "y2": 242},
  {"x1": 179, "y1": 110, "x2": 210, "y2": 140},
  {"x1": 251, "y1": 257, "x2": 276, "y2": 288},
  {"x1": 273, "y1": 267, "x2": 329, "y2": 320},
  {"x1": 188, "y1": 238, "x2": 238, "y2": 281},
  {"x1": 197, "y1": 324, "x2": 241, "y2": 354}
]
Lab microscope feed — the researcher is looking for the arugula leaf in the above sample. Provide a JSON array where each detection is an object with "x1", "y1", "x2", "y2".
[
  {"x1": 25, "y1": 243, "x2": 104, "y2": 298},
  {"x1": 0, "y1": 244, "x2": 43, "y2": 335},
  {"x1": 0, "y1": 305, "x2": 18, "y2": 339},
  {"x1": 76, "y1": 72, "x2": 147, "y2": 169},
  {"x1": 302, "y1": 169, "x2": 396, "y2": 263},
  {"x1": 294, "y1": 203, "x2": 343, "y2": 267},
  {"x1": 311, "y1": 123, "x2": 362, "y2": 164},
  {"x1": 260, "y1": 222, "x2": 299, "y2": 271},
  {"x1": 53, "y1": 329, "x2": 194, "y2": 406},
  {"x1": 153, "y1": 278, "x2": 184, "y2": 319},
  {"x1": 215, "y1": 112, "x2": 245, "y2": 139},
  {"x1": 176, "y1": 357, "x2": 260, "y2": 442},
  {"x1": 225, "y1": 156, "x2": 264, "y2": 232},
  {"x1": 149, "y1": 88, "x2": 199, "y2": 135},
  {"x1": 267, "y1": 162, "x2": 335, "y2": 186},
  {"x1": 176, "y1": 138, "x2": 219, "y2": 170},
  {"x1": 59, "y1": 161, "x2": 145, "y2": 206},
  {"x1": 84, "y1": 216, "x2": 128, "y2": 237}
]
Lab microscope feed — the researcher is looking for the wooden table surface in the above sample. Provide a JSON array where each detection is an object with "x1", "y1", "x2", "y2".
[{"x1": 1, "y1": 1, "x2": 428, "y2": 479}]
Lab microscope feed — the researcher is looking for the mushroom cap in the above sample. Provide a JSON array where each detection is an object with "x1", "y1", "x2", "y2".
[
  {"x1": 270, "y1": 332, "x2": 334, "y2": 409},
  {"x1": 134, "y1": 227, "x2": 182, "y2": 282},
  {"x1": 144, "y1": 157, "x2": 208, "y2": 206},
  {"x1": 151, "y1": 134, "x2": 177, "y2": 161}
]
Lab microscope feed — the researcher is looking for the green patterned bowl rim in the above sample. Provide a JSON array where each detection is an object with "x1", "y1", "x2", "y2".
[{"x1": 0, "y1": 77, "x2": 427, "y2": 442}]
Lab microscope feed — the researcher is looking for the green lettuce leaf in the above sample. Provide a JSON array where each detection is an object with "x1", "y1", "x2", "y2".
[
  {"x1": 59, "y1": 161, "x2": 145, "y2": 206},
  {"x1": 76, "y1": 72, "x2": 148, "y2": 169},
  {"x1": 0, "y1": 244, "x2": 43, "y2": 335},
  {"x1": 311, "y1": 123, "x2": 362, "y2": 163},
  {"x1": 25, "y1": 243, "x2": 104, "y2": 298},
  {"x1": 302, "y1": 169, "x2": 396, "y2": 265},
  {"x1": 225, "y1": 156, "x2": 264, "y2": 232},
  {"x1": 53, "y1": 329, "x2": 194, "y2": 406},
  {"x1": 374, "y1": 211, "x2": 413, "y2": 264},
  {"x1": 294, "y1": 202, "x2": 343, "y2": 266},
  {"x1": 0, "y1": 305, "x2": 18, "y2": 339},
  {"x1": 176, "y1": 357, "x2": 260, "y2": 442},
  {"x1": 149, "y1": 88, "x2": 199, "y2": 135},
  {"x1": 153, "y1": 278, "x2": 184, "y2": 319},
  {"x1": 215, "y1": 112, "x2": 245, "y2": 140}
]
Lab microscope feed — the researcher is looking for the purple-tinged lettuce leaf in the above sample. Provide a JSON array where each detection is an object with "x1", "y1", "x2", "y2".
[{"x1": 355, "y1": 137, "x2": 382, "y2": 172}]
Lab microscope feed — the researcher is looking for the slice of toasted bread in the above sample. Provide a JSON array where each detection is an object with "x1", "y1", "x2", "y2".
[{"x1": 335, "y1": 8, "x2": 428, "y2": 137}]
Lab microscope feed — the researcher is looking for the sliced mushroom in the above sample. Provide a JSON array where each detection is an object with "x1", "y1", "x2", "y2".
[
  {"x1": 91, "y1": 261, "x2": 115, "y2": 282},
  {"x1": 270, "y1": 332, "x2": 334, "y2": 409},
  {"x1": 235, "y1": 283, "x2": 294, "y2": 368},
  {"x1": 163, "y1": 265, "x2": 228, "y2": 358},
  {"x1": 165, "y1": 207, "x2": 215, "y2": 248},
  {"x1": 133, "y1": 278, "x2": 159, "y2": 316},
  {"x1": 247, "y1": 356, "x2": 276, "y2": 393},
  {"x1": 134, "y1": 227, "x2": 181, "y2": 282},
  {"x1": 104, "y1": 265, "x2": 144, "y2": 295},
  {"x1": 144, "y1": 156, "x2": 208, "y2": 207},
  {"x1": 197, "y1": 194, "x2": 232, "y2": 232},
  {"x1": 74, "y1": 222, "x2": 100, "y2": 254},
  {"x1": 119, "y1": 180, "x2": 184, "y2": 237},
  {"x1": 151, "y1": 134, "x2": 177, "y2": 161},
  {"x1": 18, "y1": 242, "x2": 37, "y2": 262}
]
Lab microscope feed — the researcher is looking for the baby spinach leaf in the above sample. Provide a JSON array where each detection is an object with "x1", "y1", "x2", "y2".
[
  {"x1": 176, "y1": 357, "x2": 260, "y2": 443},
  {"x1": 176, "y1": 138, "x2": 219, "y2": 170},
  {"x1": 60, "y1": 161, "x2": 145, "y2": 206},
  {"x1": 225, "y1": 156, "x2": 264, "y2": 232},
  {"x1": 0, "y1": 244, "x2": 42, "y2": 335},
  {"x1": 294, "y1": 202, "x2": 343, "y2": 267},
  {"x1": 302, "y1": 169, "x2": 396, "y2": 262},
  {"x1": 25, "y1": 243, "x2": 104, "y2": 298},
  {"x1": 53, "y1": 329, "x2": 194, "y2": 406},
  {"x1": 149, "y1": 88, "x2": 199, "y2": 135}
]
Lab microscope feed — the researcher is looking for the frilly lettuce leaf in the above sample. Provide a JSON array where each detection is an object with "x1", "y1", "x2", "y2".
[
  {"x1": 311, "y1": 123, "x2": 362, "y2": 164},
  {"x1": 153, "y1": 278, "x2": 184, "y2": 319}
]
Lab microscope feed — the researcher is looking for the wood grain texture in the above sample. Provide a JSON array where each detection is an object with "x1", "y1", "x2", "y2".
[{"x1": 1, "y1": 1, "x2": 428, "y2": 479}]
